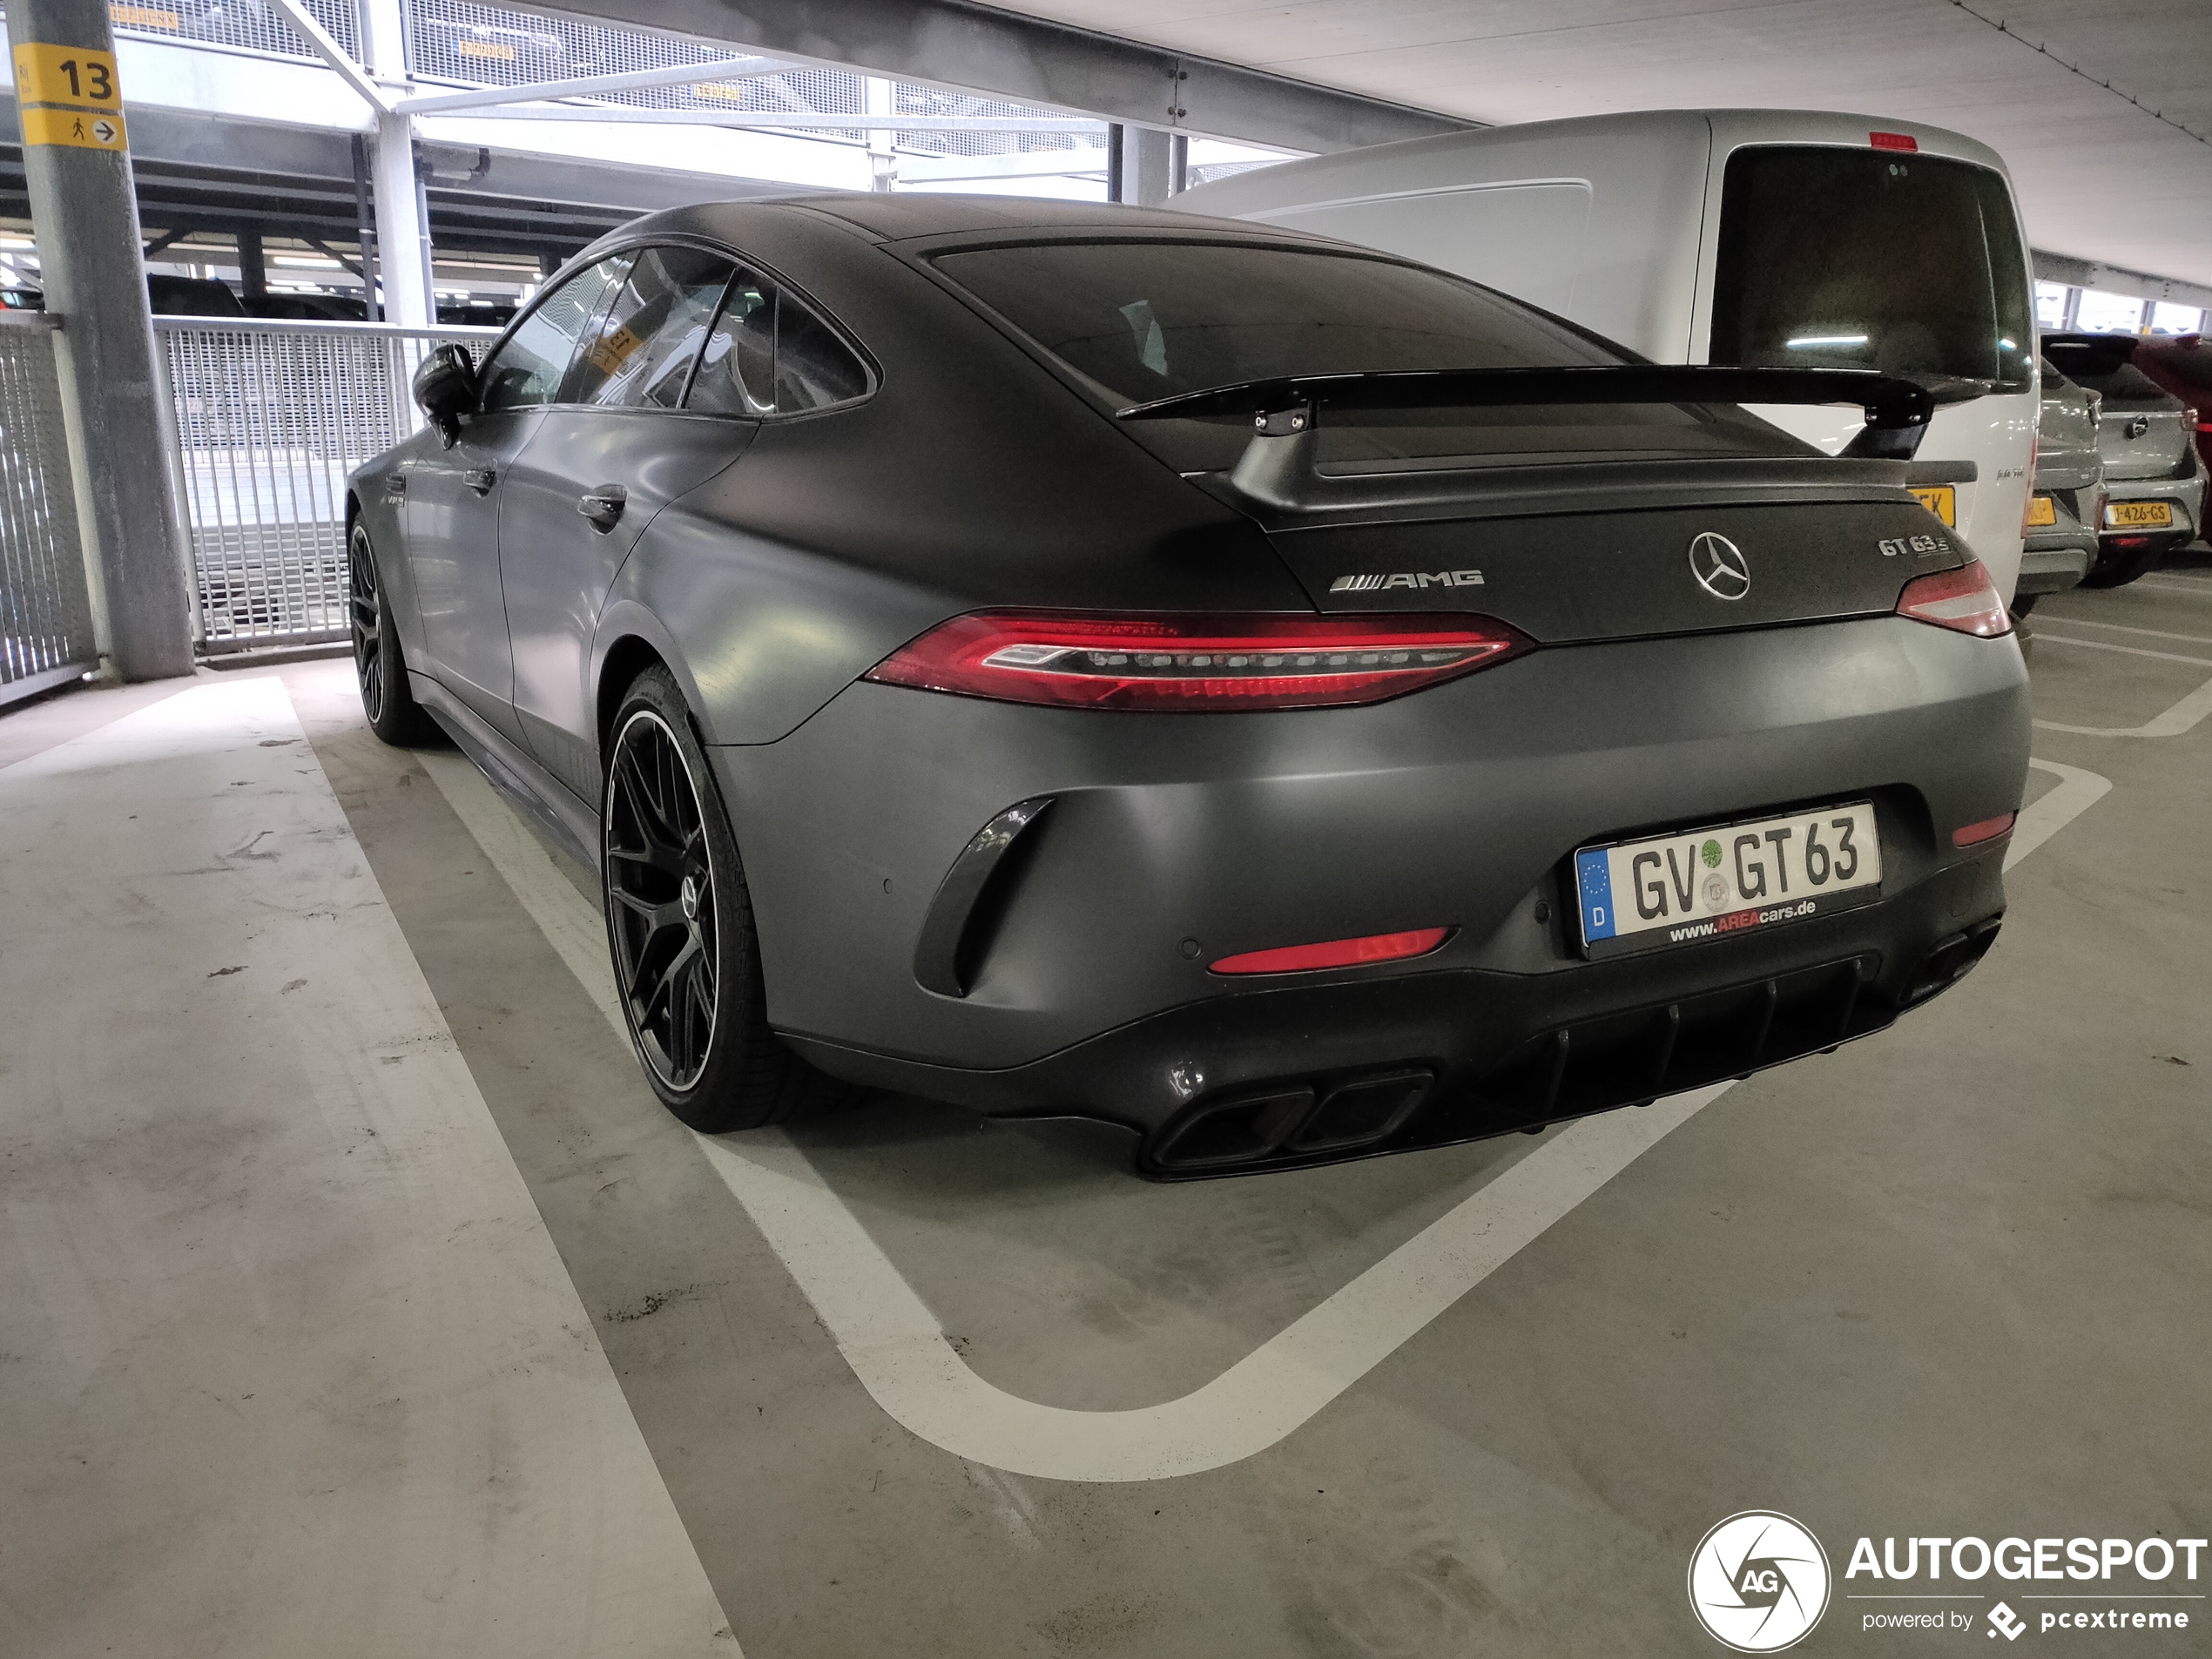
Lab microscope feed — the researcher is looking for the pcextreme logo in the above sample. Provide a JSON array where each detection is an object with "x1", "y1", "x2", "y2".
[{"x1": 1689, "y1": 1511, "x2": 1832, "y2": 1652}]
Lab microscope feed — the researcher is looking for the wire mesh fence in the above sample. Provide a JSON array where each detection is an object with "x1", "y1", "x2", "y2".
[
  {"x1": 155, "y1": 317, "x2": 497, "y2": 651},
  {"x1": 99, "y1": 0, "x2": 362, "y2": 62},
  {"x1": 0, "y1": 315, "x2": 95, "y2": 705}
]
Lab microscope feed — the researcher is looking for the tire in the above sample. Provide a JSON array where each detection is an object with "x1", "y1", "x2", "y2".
[
  {"x1": 601, "y1": 665, "x2": 854, "y2": 1131},
  {"x1": 2080, "y1": 538, "x2": 2169, "y2": 589},
  {"x1": 349, "y1": 520, "x2": 437, "y2": 745}
]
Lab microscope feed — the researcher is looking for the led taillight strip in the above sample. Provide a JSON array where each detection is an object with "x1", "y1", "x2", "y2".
[{"x1": 865, "y1": 611, "x2": 1532, "y2": 711}]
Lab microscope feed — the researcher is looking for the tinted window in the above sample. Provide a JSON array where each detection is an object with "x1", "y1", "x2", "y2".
[
  {"x1": 1709, "y1": 148, "x2": 2033, "y2": 391},
  {"x1": 479, "y1": 255, "x2": 631, "y2": 413},
  {"x1": 932, "y1": 240, "x2": 1621, "y2": 403},
  {"x1": 568, "y1": 246, "x2": 738, "y2": 408},
  {"x1": 687, "y1": 274, "x2": 870, "y2": 416}
]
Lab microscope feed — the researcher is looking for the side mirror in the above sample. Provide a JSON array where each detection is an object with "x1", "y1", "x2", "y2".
[{"x1": 412, "y1": 344, "x2": 477, "y2": 448}]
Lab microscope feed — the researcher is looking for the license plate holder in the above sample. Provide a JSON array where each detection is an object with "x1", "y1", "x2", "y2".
[{"x1": 1574, "y1": 801, "x2": 1884, "y2": 960}]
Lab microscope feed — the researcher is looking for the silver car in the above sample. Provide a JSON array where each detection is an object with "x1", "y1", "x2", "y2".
[
  {"x1": 2014, "y1": 359, "x2": 2102, "y2": 611},
  {"x1": 2044, "y1": 333, "x2": 2209, "y2": 588}
]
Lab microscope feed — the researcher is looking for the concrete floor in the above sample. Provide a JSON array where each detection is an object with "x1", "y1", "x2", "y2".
[{"x1": 3, "y1": 556, "x2": 2208, "y2": 1657}]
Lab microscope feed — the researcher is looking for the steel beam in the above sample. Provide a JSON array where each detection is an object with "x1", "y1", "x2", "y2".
[
  {"x1": 504, "y1": 0, "x2": 1466, "y2": 153},
  {"x1": 393, "y1": 55, "x2": 789, "y2": 116},
  {"x1": 436, "y1": 105, "x2": 1105, "y2": 130},
  {"x1": 13, "y1": 0, "x2": 194, "y2": 680}
]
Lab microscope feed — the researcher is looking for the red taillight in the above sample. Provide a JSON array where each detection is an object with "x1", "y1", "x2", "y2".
[
  {"x1": 1953, "y1": 812, "x2": 2017, "y2": 847},
  {"x1": 864, "y1": 611, "x2": 1531, "y2": 711},
  {"x1": 1897, "y1": 559, "x2": 2011, "y2": 638},
  {"x1": 1871, "y1": 131, "x2": 1919, "y2": 152},
  {"x1": 1211, "y1": 927, "x2": 1450, "y2": 976}
]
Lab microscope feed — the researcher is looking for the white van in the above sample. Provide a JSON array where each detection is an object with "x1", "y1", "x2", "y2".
[{"x1": 1175, "y1": 110, "x2": 2040, "y2": 600}]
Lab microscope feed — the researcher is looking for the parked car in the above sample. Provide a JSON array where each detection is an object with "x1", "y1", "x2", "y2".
[
  {"x1": 0, "y1": 287, "x2": 44, "y2": 311},
  {"x1": 347, "y1": 198, "x2": 2027, "y2": 1177},
  {"x1": 436, "y1": 298, "x2": 517, "y2": 328},
  {"x1": 2043, "y1": 332, "x2": 2208, "y2": 586},
  {"x1": 2130, "y1": 334, "x2": 2212, "y2": 489},
  {"x1": 242, "y1": 291, "x2": 368, "y2": 321},
  {"x1": 2014, "y1": 359, "x2": 2103, "y2": 611},
  {"x1": 1174, "y1": 111, "x2": 2040, "y2": 605},
  {"x1": 147, "y1": 273, "x2": 245, "y2": 317}
]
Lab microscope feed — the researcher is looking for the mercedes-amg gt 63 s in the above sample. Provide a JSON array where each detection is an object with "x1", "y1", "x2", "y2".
[{"x1": 349, "y1": 196, "x2": 2028, "y2": 1178}]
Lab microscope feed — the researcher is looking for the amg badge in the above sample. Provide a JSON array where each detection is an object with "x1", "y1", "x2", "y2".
[{"x1": 1329, "y1": 570, "x2": 1484, "y2": 592}]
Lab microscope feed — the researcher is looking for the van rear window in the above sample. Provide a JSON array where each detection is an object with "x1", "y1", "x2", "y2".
[{"x1": 1709, "y1": 147, "x2": 2033, "y2": 392}]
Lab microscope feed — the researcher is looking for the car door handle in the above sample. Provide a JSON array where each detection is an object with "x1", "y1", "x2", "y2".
[
  {"x1": 462, "y1": 467, "x2": 496, "y2": 496},
  {"x1": 383, "y1": 471, "x2": 407, "y2": 498},
  {"x1": 577, "y1": 484, "x2": 628, "y2": 530}
]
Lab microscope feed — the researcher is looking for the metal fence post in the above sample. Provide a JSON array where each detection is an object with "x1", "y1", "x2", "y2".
[{"x1": 12, "y1": 0, "x2": 196, "y2": 680}]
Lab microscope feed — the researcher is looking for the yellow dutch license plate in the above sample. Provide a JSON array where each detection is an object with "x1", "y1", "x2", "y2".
[
  {"x1": 2106, "y1": 500, "x2": 2174, "y2": 529},
  {"x1": 2024, "y1": 495, "x2": 2057, "y2": 529},
  {"x1": 1910, "y1": 485, "x2": 1956, "y2": 526}
]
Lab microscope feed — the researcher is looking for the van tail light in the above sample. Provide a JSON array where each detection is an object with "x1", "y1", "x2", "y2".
[
  {"x1": 1952, "y1": 812, "x2": 2016, "y2": 848},
  {"x1": 865, "y1": 611, "x2": 1532, "y2": 711},
  {"x1": 1896, "y1": 559, "x2": 2011, "y2": 637},
  {"x1": 1211, "y1": 927, "x2": 1451, "y2": 975}
]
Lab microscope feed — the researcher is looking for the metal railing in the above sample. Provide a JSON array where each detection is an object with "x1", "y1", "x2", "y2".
[
  {"x1": 154, "y1": 316, "x2": 497, "y2": 651},
  {"x1": 0, "y1": 314, "x2": 96, "y2": 706}
]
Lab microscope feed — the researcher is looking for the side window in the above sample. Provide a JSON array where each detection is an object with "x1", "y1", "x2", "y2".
[
  {"x1": 477, "y1": 255, "x2": 630, "y2": 414},
  {"x1": 567, "y1": 246, "x2": 738, "y2": 409},
  {"x1": 686, "y1": 271, "x2": 869, "y2": 417}
]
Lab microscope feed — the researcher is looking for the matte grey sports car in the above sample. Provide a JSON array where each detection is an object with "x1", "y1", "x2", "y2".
[{"x1": 347, "y1": 196, "x2": 2029, "y2": 1177}]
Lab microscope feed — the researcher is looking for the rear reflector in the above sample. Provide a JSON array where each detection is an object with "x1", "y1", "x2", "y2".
[
  {"x1": 1952, "y1": 812, "x2": 2016, "y2": 848},
  {"x1": 865, "y1": 611, "x2": 1530, "y2": 711},
  {"x1": 1871, "y1": 131, "x2": 1919, "y2": 152},
  {"x1": 1211, "y1": 927, "x2": 1450, "y2": 976},
  {"x1": 1896, "y1": 559, "x2": 2011, "y2": 637}
]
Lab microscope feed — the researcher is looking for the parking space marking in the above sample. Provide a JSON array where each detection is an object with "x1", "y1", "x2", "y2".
[
  {"x1": 420, "y1": 746, "x2": 2109, "y2": 1484},
  {"x1": 2128, "y1": 579, "x2": 2212, "y2": 597},
  {"x1": 2033, "y1": 634, "x2": 2212, "y2": 668},
  {"x1": 2030, "y1": 638, "x2": 2212, "y2": 738},
  {"x1": 2038, "y1": 617, "x2": 2212, "y2": 646}
]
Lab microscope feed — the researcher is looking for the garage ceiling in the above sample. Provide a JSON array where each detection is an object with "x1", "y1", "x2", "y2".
[{"x1": 972, "y1": 0, "x2": 2212, "y2": 289}]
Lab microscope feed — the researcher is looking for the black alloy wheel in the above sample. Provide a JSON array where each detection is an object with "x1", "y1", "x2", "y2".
[
  {"x1": 349, "y1": 521, "x2": 434, "y2": 745},
  {"x1": 605, "y1": 705, "x2": 720, "y2": 1090},
  {"x1": 601, "y1": 666, "x2": 853, "y2": 1130}
]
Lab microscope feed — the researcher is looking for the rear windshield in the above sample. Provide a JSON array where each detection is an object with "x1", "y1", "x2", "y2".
[
  {"x1": 1709, "y1": 147, "x2": 2033, "y2": 392},
  {"x1": 936, "y1": 239, "x2": 1798, "y2": 470}
]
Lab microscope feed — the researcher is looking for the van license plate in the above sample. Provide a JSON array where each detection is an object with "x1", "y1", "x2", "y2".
[
  {"x1": 1574, "y1": 802, "x2": 1883, "y2": 959},
  {"x1": 1910, "y1": 484, "x2": 1956, "y2": 526},
  {"x1": 2106, "y1": 500, "x2": 2173, "y2": 529},
  {"x1": 2024, "y1": 495, "x2": 2057, "y2": 529}
]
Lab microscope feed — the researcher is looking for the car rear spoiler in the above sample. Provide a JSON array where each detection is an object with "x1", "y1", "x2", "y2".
[{"x1": 1117, "y1": 365, "x2": 1942, "y2": 516}]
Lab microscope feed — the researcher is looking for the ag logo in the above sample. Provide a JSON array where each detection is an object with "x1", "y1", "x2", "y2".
[
  {"x1": 1688, "y1": 1511, "x2": 1831, "y2": 1652},
  {"x1": 1689, "y1": 531, "x2": 1752, "y2": 601}
]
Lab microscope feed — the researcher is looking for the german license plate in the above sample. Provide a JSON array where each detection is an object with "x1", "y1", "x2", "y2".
[
  {"x1": 1910, "y1": 484, "x2": 1956, "y2": 526},
  {"x1": 2024, "y1": 494, "x2": 2057, "y2": 529},
  {"x1": 1574, "y1": 802, "x2": 1883, "y2": 958},
  {"x1": 2106, "y1": 500, "x2": 2174, "y2": 529}
]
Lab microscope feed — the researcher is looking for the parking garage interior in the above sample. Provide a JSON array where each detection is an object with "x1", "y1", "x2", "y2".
[{"x1": 2, "y1": 3, "x2": 2209, "y2": 1656}]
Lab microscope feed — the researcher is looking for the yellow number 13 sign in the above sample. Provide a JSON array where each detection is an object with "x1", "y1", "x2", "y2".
[{"x1": 15, "y1": 44, "x2": 130, "y2": 152}]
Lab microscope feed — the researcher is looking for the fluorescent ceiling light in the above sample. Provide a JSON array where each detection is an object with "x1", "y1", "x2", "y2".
[
  {"x1": 275, "y1": 255, "x2": 341, "y2": 267},
  {"x1": 1786, "y1": 334, "x2": 1868, "y2": 348}
]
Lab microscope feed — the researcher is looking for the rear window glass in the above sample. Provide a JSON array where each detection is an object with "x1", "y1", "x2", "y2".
[
  {"x1": 934, "y1": 239, "x2": 1795, "y2": 471},
  {"x1": 1709, "y1": 147, "x2": 2033, "y2": 392},
  {"x1": 934, "y1": 239, "x2": 1621, "y2": 401}
]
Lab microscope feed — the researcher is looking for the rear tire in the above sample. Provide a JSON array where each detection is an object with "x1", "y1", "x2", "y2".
[
  {"x1": 349, "y1": 520, "x2": 436, "y2": 745},
  {"x1": 602, "y1": 665, "x2": 854, "y2": 1132},
  {"x1": 2080, "y1": 539, "x2": 2168, "y2": 589}
]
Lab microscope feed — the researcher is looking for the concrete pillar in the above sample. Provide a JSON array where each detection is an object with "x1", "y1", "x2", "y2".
[
  {"x1": 236, "y1": 227, "x2": 266, "y2": 298},
  {"x1": 357, "y1": 0, "x2": 430, "y2": 326},
  {"x1": 13, "y1": 0, "x2": 194, "y2": 679},
  {"x1": 865, "y1": 77, "x2": 896, "y2": 193},
  {"x1": 1121, "y1": 126, "x2": 1171, "y2": 208}
]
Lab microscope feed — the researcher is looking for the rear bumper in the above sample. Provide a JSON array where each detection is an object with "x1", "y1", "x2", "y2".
[
  {"x1": 2017, "y1": 533, "x2": 2097, "y2": 596},
  {"x1": 2099, "y1": 455, "x2": 2206, "y2": 549},
  {"x1": 715, "y1": 615, "x2": 2029, "y2": 1163}
]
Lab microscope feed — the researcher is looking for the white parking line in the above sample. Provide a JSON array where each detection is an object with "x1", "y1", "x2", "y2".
[
  {"x1": 2128, "y1": 579, "x2": 2212, "y2": 597},
  {"x1": 421, "y1": 747, "x2": 2109, "y2": 1484},
  {"x1": 2030, "y1": 635, "x2": 2212, "y2": 739},
  {"x1": 2036, "y1": 617, "x2": 2212, "y2": 646}
]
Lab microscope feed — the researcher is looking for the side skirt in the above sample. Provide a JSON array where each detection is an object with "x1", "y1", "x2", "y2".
[{"x1": 410, "y1": 671, "x2": 602, "y2": 874}]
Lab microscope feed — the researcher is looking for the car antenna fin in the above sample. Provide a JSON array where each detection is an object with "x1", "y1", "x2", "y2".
[{"x1": 1228, "y1": 400, "x2": 1320, "y2": 508}]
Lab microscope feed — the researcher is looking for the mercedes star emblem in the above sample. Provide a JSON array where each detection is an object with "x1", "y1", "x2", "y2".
[{"x1": 1688, "y1": 531, "x2": 1751, "y2": 601}]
